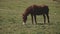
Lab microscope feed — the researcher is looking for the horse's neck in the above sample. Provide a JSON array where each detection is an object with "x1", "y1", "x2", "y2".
[{"x1": 24, "y1": 12, "x2": 29, "y2": 17}]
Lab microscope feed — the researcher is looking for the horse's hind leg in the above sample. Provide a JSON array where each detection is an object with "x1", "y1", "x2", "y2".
[
  {"x1": 46, "y1": 14, "x2": 50, "y2": 23},
  {"x1": 43, "y1": 14, "x2": 46, "y2": 24}
]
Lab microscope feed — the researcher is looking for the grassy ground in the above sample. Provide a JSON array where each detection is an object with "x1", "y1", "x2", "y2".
[{"x1": 0, "y1": 0, "x2": 60, "y2": 34}]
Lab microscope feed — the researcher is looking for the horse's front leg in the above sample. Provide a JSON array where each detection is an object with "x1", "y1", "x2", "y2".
[
  {"x1": 34, "y1": 15, "x2": 37, "y2": 24},
  {"x1": 31, "y1": 15, "x2": 34, "y2": 24}
]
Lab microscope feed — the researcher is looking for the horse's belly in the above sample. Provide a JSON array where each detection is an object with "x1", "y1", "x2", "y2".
[{"x1": 35, "y1": 12, "x2": 42, "y2": 15}]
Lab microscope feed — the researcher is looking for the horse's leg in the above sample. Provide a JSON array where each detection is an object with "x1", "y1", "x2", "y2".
[
  {"x1": 34, "y1": 15, "x2": 37, "y2": 24},
  {"x1": 43, "y1": 14, "x2": 46, "y2": 24},
  {"x1": 31, "y1": 15, "x2": 34, "y2": 24},
  {"x1": 46, "y1": 14, "x2": 50, "y2": 23}
]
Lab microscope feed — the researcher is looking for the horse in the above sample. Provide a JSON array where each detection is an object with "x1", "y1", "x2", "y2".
[{"x1": 22, "y1": 5, "x2": 50, "y2": 25}]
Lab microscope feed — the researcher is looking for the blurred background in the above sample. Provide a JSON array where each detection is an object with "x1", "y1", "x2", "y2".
[{"x1": 0, "y1": 0, "x2": 60, "y2": 34}]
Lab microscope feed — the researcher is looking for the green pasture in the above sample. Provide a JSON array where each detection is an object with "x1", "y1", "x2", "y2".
[{"x1": 0, "y1": 0, "x2": 60, "y2": 34}]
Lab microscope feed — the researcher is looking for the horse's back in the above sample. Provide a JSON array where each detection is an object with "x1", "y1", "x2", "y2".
[
  {"x1": 32, "y1": 5, "x2": 49, "y2": 15},
  {"x1": 25, "y1": 5, "x2": 49, "y2": 15}
]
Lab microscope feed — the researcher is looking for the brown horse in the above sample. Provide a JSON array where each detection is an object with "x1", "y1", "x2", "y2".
[{"x1": 22, "y1": 5, "x2": 49, "y2": 25}]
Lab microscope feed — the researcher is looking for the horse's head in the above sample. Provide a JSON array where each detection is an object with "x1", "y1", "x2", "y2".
[{"x1": 22, "y1": 14, "x2": 27, "y2": 25}]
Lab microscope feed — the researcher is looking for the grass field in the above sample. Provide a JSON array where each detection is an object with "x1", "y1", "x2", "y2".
[{"x1": 0, "y1": 0, "x2": 60, "y2": 34}]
